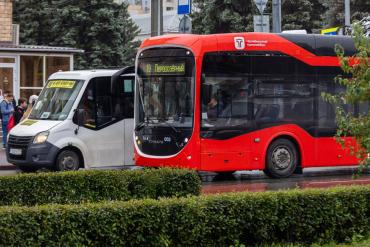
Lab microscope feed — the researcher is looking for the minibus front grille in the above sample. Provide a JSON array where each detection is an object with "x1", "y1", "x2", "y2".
[
  {"x1": 8, "y1": 135, "x2": 33, "y2": 147},
  {"x1": 7, "y1": 135, "x2": 33, "y2": 160}
]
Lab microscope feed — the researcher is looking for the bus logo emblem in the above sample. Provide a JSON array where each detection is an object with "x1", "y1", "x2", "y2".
[{"x1": 234, "y1": 37, "x2": 245, "y2": 50}]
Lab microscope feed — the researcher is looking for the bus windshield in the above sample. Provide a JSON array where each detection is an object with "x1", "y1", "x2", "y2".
[
  {"x1": 136, "y1": 49, "x2": 195, "y2": 129},
  {"x1": 29, "y1": 79, "x2": 84, "y2": 121}
]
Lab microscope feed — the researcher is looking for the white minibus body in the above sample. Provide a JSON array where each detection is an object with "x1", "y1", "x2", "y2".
[{"x1": 6, "y1": 67, "x2": 135, "y2": 172}]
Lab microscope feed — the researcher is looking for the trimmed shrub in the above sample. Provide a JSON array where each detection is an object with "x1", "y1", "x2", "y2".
[
  {"x1": 0, "y1": 186, "x2": 369, "y2": 246},
  {"x1": 0, "y1": 168, "x2": 201, "y2": 206}
]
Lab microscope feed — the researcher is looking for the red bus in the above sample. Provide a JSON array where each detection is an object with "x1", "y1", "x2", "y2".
[{"x1": 134, "y1": 32, "x2": 367, "y2": 178}]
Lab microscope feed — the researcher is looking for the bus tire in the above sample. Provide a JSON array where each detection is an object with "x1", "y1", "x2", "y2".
[
  {"x1": 56, "y1": 150, "x2": 80, "y2": 171},
  {"x1": 265, "y1": 138, "x2": 298, "y2": 178}
]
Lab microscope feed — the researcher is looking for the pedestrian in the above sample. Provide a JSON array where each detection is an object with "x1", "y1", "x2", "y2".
[
  {"x1": 14, "y1": 98, "x2": 28, "y2": 125},
  {"x1": 0, "y1": 93, "x2": 14, "y2": 148},
  {"x1": 2, "y1": 90, "x2": 17, "y2": 109},
  {"x1": 21, "y1": 94, "x2": 39, "y2": 121}
]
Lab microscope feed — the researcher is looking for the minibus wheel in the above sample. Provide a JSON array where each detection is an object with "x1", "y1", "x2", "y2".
[
  {"x1": 265, "y1": 138, "x2": 297, "y2": 178},
  {"x1": 56, "y1": 150, "x2": 80, "y2": 171}
]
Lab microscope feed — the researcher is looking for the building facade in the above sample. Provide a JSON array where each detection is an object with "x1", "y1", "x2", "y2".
[
  {"x1": 0, "y1": 0, "x2": 82, "y2": 101},
  {"x1": 0, "y1": 45, "x2": 83, "y2": 100}
]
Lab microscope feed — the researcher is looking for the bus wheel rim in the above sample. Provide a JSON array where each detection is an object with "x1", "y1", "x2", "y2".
[{"x1": 272, "y1": 147, "x2": 291, "y2": 170}]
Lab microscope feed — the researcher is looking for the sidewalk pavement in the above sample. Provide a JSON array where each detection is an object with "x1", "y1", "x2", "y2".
[{"x1": 0, "y1": 149, "x2": 17, "y2": 170}]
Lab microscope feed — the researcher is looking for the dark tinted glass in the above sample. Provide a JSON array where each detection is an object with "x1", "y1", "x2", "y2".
[
  {"x1": 315, "y1": 35, "x2": 356, "y2": 56},
  {"x1": 202, "y1": 52, "x2": 252, "y2": 76},
  {"x1": 201, "y1": 52, "x2": 316, "y2": 139},
  {"x1": 112, "y1": 76, "x2": 134, "y2": 119},
  {"x1": 359, "y1": 102, "x2": 369, "y2": 115},
  {"x1": 316, "y1": 67, "x2": 355, "y2": 136},
  {"x1": 77, "y1": 77, "x2": 113, "y2": 129},
  {"x1": 252, "y1": 55, "x2": 295, "y2": 75},
  {"x1": 201, "y1": 52, "x2": 253, "y2": 139}
]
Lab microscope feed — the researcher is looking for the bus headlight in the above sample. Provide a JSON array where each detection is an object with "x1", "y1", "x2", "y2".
[{"x1": 33, "y1": 131, "x2": 49, "y2": 144}]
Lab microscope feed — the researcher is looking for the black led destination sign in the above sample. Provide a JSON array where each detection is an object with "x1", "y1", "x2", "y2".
[{"x1": 141, "y1": 62, "x2": 186, "y2": 75}]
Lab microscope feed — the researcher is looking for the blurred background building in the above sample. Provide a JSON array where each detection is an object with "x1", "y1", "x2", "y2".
[{"x1": 0, "y1": 0, "x2": 83, "y2": 100}]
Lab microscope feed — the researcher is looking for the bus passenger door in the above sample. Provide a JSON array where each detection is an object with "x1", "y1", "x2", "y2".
[{"x1": 200, "y1": 76, "x2": 254, "y2": 171}]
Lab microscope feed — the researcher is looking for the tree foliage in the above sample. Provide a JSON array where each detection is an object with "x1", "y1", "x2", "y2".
[
  {"x1": 191, "y1": 0, "x2": 369, "y2": 34},
  {"x1": 13, "y1": 0, "x2": 140, "y2": 69},
  {"x1": 281, "y1": 0, "x2": 326, "y2": 33},
  {"x1": 323, "y1": 24, "x2": 370, "y2": 168},
  {"x1": 323, "y1": 0, "x2": 370, "y2": 27},
  {"x1": 191, "y1": 0, "x2": 327, "y2": 34},
  {"x1": 191, "y1": 0, "x2": 256, "y2": 34}
]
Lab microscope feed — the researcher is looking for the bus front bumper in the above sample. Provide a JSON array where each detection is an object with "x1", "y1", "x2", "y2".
[{"x1": 6, "y1": 141, "x2": 60, "y2": 169}]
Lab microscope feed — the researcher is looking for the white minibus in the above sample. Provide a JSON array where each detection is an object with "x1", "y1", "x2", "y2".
[{"x1": 6, "y1": 67, "x2": 135, "y2": 172}]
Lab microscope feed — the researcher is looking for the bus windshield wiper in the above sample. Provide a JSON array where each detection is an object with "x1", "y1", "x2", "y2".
[
  {"x1": 135, "y1": 122, "x2": 146, "y2": 131},
  {"x1": 157, "y1": 118, "x2": 180, "y2": 134},
  {"x1": 135, "y1": 116, "x2": 155, "y2": 131}
]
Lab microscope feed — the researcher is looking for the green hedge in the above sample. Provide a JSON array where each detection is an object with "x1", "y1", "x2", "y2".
[
  {"x1": 0, "y1": 168, "x2": 201, "y2": 206},
  {"x1": 0, "y1": 186, "x2": 369, "y2": 246}
]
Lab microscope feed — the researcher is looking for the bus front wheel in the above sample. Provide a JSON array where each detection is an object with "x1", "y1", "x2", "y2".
[
  {"x1": 56, "y1": 150, "x2": 80, "y2": 171},
  {"x1": 264, "y1": 138, "x2": 298, "y2": 178}
]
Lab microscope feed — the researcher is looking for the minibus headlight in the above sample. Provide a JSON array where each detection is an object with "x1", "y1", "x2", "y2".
[{"x1": 33, "y1": 131, "x2": 49, "y2": 144}]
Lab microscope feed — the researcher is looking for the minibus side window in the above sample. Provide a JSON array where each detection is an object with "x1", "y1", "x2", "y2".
[
  {"x1": 76, "y1": 76, "x2": 113, "y2": 129},
  {"x1": 112, "y1": 77, "x2": 134, "y2": 119}
]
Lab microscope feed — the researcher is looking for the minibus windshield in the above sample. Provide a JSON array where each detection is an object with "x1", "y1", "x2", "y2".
[{"x1": 29, "y1": 79, "x2": 84, "y2": 121}]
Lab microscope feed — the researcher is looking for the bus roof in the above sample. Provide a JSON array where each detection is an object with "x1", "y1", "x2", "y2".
[{"x1": 140, "y1": 33, "x2": 355, "y2": 66}]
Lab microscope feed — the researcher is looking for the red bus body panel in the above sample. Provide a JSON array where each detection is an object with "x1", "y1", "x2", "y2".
[{"x1": 135, "y1": 33, "x2": 359, "y2": 171}]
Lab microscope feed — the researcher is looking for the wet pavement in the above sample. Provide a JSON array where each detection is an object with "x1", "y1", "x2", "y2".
[
  {"x1": 0, "y1": 149, "x2": 16, "y2": 170},
  {"x1": 201, "y1": 167, "x2": 370, "y2": 194}
]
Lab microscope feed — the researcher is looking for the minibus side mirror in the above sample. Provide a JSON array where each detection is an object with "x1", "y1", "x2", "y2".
[{"x1": 74, "y1": 109, "x2": 85, "y2": 135}]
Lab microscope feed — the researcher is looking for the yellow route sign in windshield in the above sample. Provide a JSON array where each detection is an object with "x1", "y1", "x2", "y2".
[{"x1": 47, "y1": 80, "x2": 76, "y2": 89}]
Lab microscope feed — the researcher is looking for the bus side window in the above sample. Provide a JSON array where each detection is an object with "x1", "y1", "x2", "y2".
[
  {"x1": 317, "y1": 77, "x2": 338, "y2": 136},
  {"x1": 359, "y1": 102, "x2": 369, "y2": 116}
]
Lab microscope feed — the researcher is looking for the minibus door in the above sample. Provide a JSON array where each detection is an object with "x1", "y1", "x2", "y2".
[
  {"x1": 75, "y1": 75, "x2": 126, "y2": 168},
  {"x1": 111, "y1": 67, "x2": 135, "y2": 166}
]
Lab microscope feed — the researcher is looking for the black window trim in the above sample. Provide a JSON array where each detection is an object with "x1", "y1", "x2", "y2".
[{"x1": 73, "y1": 75, "x2": 135, "y2": 131}]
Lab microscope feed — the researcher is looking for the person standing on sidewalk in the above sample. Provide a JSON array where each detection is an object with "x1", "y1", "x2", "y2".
[
  {"x1": 13, "y1": 98, "x2": 28, "y2": 125},
  {"x1": 21, "y1": 94, "x2": 38, "y2": 122},
  {"x1": 0, "y1": 93, "x2": 14, "y2": 148}
]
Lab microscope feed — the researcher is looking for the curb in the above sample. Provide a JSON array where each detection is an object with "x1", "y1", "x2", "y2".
[{"x1": 0, "y1": 165, "x2": 18, "y2": 170}]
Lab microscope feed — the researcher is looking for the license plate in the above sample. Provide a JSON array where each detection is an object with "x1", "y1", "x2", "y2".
[{"x1": 9, "y1": 148, "x2": 22, "y2": 155}]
